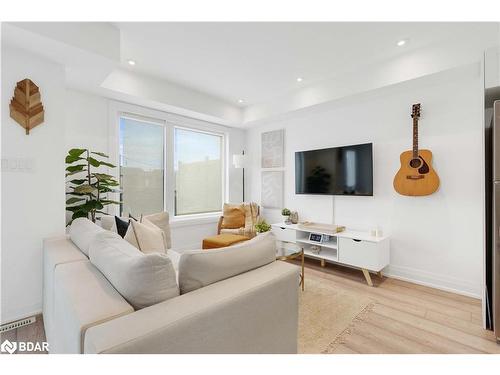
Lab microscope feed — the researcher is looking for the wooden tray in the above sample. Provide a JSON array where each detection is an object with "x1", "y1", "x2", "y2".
[{"x1": 297, "y1": 222, "x2": 346, "y2": 234}]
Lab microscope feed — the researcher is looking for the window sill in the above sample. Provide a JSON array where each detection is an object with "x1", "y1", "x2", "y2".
[{"x1": 170, "y1": 213, "x2": 221, "y2": 228}]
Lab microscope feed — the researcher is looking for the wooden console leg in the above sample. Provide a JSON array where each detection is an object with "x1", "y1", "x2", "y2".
[
  {"x1": 377, "y1": 271, "x2": 383, "y2": 278},
  {"x1": 362, "y1": 269, "x2": 373, "y2": 287},
  {"x1": 320, "y1": 259, "x2": 325, "y2": 267}
]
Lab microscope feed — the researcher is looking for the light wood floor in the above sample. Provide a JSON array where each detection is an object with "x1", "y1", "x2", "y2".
[
  {"x1": 297, "y1": 258, "x2": 500, "y2": 354},
  {"x1": 1, "y1": 260, "x2": 498, "y2": 354},
  {"x1": 0, "y1": 315, "x2": 47, "y2": 354}
]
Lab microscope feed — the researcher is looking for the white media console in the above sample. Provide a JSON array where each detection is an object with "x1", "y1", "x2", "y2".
[{"x1": 271, "y1": 223, "x2": 390, "y2": 286}]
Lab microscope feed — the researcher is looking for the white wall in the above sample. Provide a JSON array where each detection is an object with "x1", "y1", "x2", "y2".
[
  {"x1": 65, "y1": 89, "x2": 109, "y2": 152},
  {"x1": 246, "y1": 63, "x2": 484, "y2": 297},
  {"x1": 1, "y1": 47, "x2": 66, "y2": 323}
]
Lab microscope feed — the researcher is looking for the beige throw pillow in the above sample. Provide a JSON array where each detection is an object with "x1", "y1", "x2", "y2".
[
  {"x1": 142, "y1": 212, "x2": 171, "y2": 249},
  {"x1": 89, "y1": 231, "x2": 179, "y2": 309},
  {"x1": 221, "y1": 203, "x2": 246, "y2": 229},
  {"x1": 124, "y1": 219, "x2": 166, "y2": 254}
]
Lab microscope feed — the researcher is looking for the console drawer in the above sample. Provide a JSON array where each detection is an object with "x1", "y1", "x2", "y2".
[
  {"x1": 272, "y1": 226, "x2": 296, "y2": 242},
  {"x1": 338, "y1": 237, "x2": 389, "y2": 271}
]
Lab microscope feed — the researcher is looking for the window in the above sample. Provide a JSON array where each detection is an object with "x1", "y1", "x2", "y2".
[
  {"x1": 115, "y1": 103, "x2": 226, "y2": 220},
  {"x1": 174, "y1": 127, "x2": 223, "y2": 216},
  {"x1": 119, "y1": 116, "x2": 165, "y2": 217}
]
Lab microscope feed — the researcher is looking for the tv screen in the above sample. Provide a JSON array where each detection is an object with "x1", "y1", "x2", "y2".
[{"x1": 295, "y1": 143, "x2": 373, "y2": 196}]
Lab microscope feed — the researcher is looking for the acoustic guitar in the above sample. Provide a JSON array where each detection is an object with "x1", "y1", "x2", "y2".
[{"x1": 393, "y1": 103, "x2": 440, "y2": 196}]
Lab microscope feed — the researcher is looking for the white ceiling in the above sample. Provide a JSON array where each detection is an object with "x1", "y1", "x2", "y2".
[{"x1": 115, "y1": 22, "x2": 496, "y2": 107}]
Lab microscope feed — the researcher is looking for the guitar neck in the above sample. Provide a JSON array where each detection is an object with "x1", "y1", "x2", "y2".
[{"x1": 412, "y1": 117, "x2": 418, "y2": 158}]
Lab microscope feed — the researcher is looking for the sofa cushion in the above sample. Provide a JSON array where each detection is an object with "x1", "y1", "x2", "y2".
[
  {"x1": 52, "y1": 260, "x2": 134, "y2": 353},
  {"x1": 124, "y1": 219, "x2": 166, "y2": 254},
  {"x1": 69, "y1": 218, "x2": 105, "y2": 256},
  {"x1": 178, "y1": 232, "x2": 276, "y2": 294},
  {"x1": 89, "y1": 231, "x2": 179, "y2": 309},
  {"x1": 43, "y1": 235, "x2": 89, "y2": 346}
]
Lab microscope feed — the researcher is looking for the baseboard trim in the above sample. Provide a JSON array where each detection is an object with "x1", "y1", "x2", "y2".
[
  {"x1": 384, "y1": 264, "x2": 482, "y2": 299},
  {"x1": 1, "y1": 307, "x2": 43, "y2": 326}
]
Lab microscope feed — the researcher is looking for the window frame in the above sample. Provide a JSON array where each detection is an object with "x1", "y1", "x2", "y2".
[
  {"x1": 172, "y1": 125, "x2": 226, "y2": 218},
  {"x1": 117, "y1": 113, "x2": 167, "y2": 217},
  {"x1": 108, "y1": 101, "x2": 227, "y2": 222}
]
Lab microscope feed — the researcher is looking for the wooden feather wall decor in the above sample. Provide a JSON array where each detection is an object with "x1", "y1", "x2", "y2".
[{"x1": 9, "y1": 79, "x2": 45, "y2": 135}]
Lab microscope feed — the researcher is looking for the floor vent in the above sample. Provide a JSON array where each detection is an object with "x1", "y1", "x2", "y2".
[{"x1": 0, "y1": 316, "x2": 37, "y2": 333}]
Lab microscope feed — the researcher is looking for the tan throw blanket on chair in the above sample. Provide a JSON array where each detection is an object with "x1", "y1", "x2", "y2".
[
  {"x1": 220, "y1": 202, "x2": 260, "y2": 238},
  {"x1": 243, "y1": 202, "x2": 259, "y2": 238}
]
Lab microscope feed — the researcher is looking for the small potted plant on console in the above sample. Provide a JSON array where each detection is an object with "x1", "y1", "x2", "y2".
[{"x1": 281, "y1": 208, "x2": 291, "y2": 224}]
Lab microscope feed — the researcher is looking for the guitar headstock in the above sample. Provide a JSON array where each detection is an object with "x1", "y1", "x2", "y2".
[{"x1": 411, "y1": 103, "x2": 421, "y2": 119}]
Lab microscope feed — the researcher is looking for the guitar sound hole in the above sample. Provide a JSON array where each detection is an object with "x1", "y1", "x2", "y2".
[{"x1": 409, "y1": 158, "x2": 422, "y2": 168}]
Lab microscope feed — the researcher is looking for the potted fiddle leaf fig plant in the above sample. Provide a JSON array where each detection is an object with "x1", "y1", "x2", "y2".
[{"x1": 65, "y1": 148, "x2": 121, "y2": 224}]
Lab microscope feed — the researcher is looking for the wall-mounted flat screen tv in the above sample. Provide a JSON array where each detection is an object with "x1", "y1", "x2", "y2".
[{"x1": 295, "y1": 143, "x2": 373, "y2": 196}]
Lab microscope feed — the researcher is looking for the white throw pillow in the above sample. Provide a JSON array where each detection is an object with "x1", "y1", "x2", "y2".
[
  {"x1": 142, "y1": 212, "x2": 171, "y2": 249},
  {"x1": 69, "y1": 218, "x2": 105, "y2": 257},
  {"x1": 89, "y1": 231, "x2": 179, "y2": 309},
  {"x1": 124, "y1": 219, "x2": 166, "y2": 254},
  {"x1": 178, "y1": 232, "x2": 276, "y2": 294}
]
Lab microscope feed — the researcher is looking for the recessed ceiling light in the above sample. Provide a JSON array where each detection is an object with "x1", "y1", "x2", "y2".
[
  {"x1": 238, "y1": 99, "x2": 244, "y2": 104},
  {"x1": 127, "y1": 59, "x2": 136, "y2": 66},
  {"x1": 296, "y1": 77, "x2": 303, "y2": 82},
  {"x1": 396, "y1": 39, "x2": 407, "y2": 47}
]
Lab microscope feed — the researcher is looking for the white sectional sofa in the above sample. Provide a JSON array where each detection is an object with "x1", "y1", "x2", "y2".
[{"x1": 42, "y1": 219, "x2": 299, "y2": 354}]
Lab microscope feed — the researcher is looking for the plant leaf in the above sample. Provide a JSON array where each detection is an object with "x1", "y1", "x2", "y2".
[
  {"x1": 92, "y1": 173, "x2": 115, "y2": 181},
  {"x1": 65, "y1": 155, "x2": 85, "y2": 164},
  {"x1": 74, "y1": 184, "x2": 97, "y2": 194},
  {"x1": 91, "y1": 151, "x2": 109, "y2": 158},
  {"x1": 101, "y1": 199, "x2": 121, "y2": 205},
  {"x1": 66, "y1": 191, "x2": 87, "y2": 196},
  {"x1": 81, "y1": 200, "x2": 104, "y2": 210},
  {"x1": 66, "y1": 205, "x2": 86, "y2": 212},
  {"x1": 68, "y1": 148, "x2": 87, "y2": 157},
  {"x1": 66, "y1": 197, "x2": 85, "y2": 205},
  {"x1": 66, "y1": 170, "x2": 86, "y2": 177},
  {"x1": 99, "y1": 181, "x2": 119, "y2": 188},
  {"x1": 66, "y1": 164, "x2": 87, "y2": 172},
  {"x1": 87, "y1": 157, "x2": 101, "y2": 167},
  {"x1": 71, "y1": 210, "x2": 88, "y2": 220},
  {"x1": 99, "y1": 161, "x2": 116, "y2": 168},
  {"x1": 98, "y1": 187, "x2": 121, "y2": 193},
  {"x1": 69, "y1": 179, "x2": 87, "y2": 185}
]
